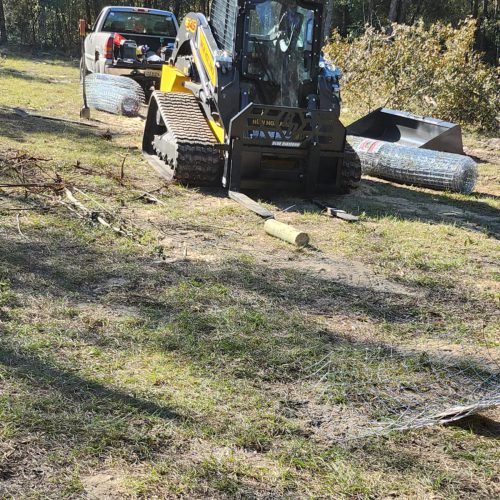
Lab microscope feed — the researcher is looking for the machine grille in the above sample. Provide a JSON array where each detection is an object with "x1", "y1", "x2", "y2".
[{"x1": 210, "y1": 0, "x2": 238, "y2": 54}]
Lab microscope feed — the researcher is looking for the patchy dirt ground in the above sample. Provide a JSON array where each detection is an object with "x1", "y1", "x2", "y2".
[{"x1": 0, "y1": 53, "x2": 499, "y2": 499}]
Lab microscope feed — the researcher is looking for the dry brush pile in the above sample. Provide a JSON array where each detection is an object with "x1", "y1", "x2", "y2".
[{"x1": 326, "y1": 18, "x2": 499, "y2": 134}]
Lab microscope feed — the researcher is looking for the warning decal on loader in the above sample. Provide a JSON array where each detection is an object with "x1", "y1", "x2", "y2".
[
  {"x1": 185, "y1": 18, "x2": 197, "y2": 33},
  {"x1": 199, "y1": 29, "x2": 217, "y2": 87}
]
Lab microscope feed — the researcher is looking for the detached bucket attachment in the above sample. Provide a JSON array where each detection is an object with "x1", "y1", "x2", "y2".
[{"x1": 347, "y1": 108, "x2": 464, "y2": 155}]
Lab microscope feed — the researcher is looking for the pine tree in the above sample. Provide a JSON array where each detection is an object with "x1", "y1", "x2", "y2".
[{"x1": 0, "y1": 0, "x2": 7, "y2": 45}]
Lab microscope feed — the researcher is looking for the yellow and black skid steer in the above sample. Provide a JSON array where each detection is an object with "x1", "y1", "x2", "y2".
[
  {"x1": 142, "y1": 0, "x2": 361, "y2": 205},
  {"x1": 142, "y1": 0, "x2": 468, "y2": 213}
]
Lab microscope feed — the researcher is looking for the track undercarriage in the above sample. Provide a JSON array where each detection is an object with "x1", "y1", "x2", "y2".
[
  {"x1": 143, "y1": 91, "x2": 361, "y2": 195},
  {"x1": 142, "y1": 92, "x2": 223, "y2": 185}
]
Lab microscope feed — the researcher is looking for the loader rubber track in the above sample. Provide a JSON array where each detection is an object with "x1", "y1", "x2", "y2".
[
  {"x1": 152, "y1": 91, "x2": 223, "y2": 185},
  {"x1": 341, "y1": 142, "x2": 363, "y2": 191}
]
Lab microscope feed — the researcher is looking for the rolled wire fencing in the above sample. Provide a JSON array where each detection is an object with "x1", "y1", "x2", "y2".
[
  {"x1": 83, "y1": 74, "x2": 145, "y2": 117},
  {"x1": 301, "y1": 336, "x2": 499, "y2": 442},
  {"x1": 347, "y1": 136, "x2": 478, "y2": 194}
]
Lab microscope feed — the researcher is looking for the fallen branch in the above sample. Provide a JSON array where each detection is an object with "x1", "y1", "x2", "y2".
[
  {"x1": 135, "y1": 191, "x2": 167, "y2": 206},
  {"x1": 65, "y1": 188, "x2": 90, "y2": 213},
  {"x1": 0, "y1": 207, "x2": 52, "y2": 212},
  {"x1": 73, "y1": 187, "x2": 114, "y2": 217},
  {"x1": 73, "y1": 160, "x2": 143, "y2": 187},
  {"x1": 119, "y1": 154, "x2": 129, "y2": 185},
  {"x1": 63, "y1": 188, "x2": 133, "y2": 238},
  {"x1": 15, "y1": 213, "x2": 27, "y2": 239},
  {"x1": 0, "y1": 182, "x2": 62, "y2": 189}
]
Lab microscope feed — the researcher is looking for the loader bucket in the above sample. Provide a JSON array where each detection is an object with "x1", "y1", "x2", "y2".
[{"x1": 347, "y1": 108, "x2": 464, "y2": 155}]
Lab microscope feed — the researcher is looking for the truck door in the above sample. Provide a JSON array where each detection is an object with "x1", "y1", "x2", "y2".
[{"x1": 84, "y1": 8, "x2": 106, "y2": 73}]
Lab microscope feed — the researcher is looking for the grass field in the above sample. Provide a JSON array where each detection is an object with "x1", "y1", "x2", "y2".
[{"x1": 0, "y1": 52, "x2": 499, "y2": 499}]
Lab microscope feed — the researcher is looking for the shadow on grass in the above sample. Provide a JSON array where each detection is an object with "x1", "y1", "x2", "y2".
[
  {"x1": 0, "y1": 226, "x2": 420, "y2": 323},
  {"x1": 346, "y1": 179, "x2": 499, "y2": 237},
  {"x1": 0, "y1": 342, "x2": 179, "y2": 422},
  {"x1": 0, "y1": 107, "x2": 136, "y2": 166},
  {"x1": 451, "y1": 413, "x2": 500, "y2": 439},
  {"x1": 0, "y1": 223, "x2": 496, "y2": 387},
  {"x1": 0, "y1": 218, "x2": 498, "y2": 497},
  {"x1": 0, "y1": 338, "x2": 183, "y2": 491},
  {"x1": 0, "y1": 67, "x2": 60, "y2": 84},
  {"x1": 0, "y1": 49, "x2": 79, "y2": 68},
  {"x1": 0, "y1": 108, "x2": 95, "y2": 143},
  {"x1": 472, "y1": 192, "x2": 500, "y2": 202},
  {"x1": 265, "y1": 178, "x2": 499, "y2": 238}
]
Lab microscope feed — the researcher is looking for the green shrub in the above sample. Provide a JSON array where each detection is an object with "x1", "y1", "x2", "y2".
[{"x1": 325, "y1": 19, "x2": 499, "y2": 133}]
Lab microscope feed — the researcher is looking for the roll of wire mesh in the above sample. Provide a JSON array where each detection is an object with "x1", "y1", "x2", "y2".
[
  {"x1": 347, "y1": 136, "x2": 478, "y2": 194},
  {"x1": 83, "y1": 74, "x2": 145, "y2": 117}
]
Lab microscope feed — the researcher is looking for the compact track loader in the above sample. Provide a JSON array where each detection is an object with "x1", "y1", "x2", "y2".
[
  {"x1": 142, "y1": 0, "x2": 361, "y2": 197},
  {"x1": 142, "y1": 0, "x2": 467, "y2": 203}
]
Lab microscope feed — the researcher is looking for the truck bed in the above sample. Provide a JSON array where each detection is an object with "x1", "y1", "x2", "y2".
[{"x1": 83, "y1": 6, "x2": 178, "y2": 91}]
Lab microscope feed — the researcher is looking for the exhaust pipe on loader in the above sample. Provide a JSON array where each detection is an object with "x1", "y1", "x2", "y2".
[{"x1": 346, "y1": 108, "x2": 478, "y2": 194}]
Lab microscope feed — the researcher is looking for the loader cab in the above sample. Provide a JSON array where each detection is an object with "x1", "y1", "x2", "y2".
[{"x1": 239, "y1": 0, "x2": 322, "y2": 108}]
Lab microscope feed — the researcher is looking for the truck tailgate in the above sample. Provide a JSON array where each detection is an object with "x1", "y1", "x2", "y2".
[{"x1": 106, "y1": 63, "x2": 163, "y2": 79}]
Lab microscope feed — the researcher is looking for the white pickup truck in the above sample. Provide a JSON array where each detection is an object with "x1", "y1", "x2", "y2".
[{"x1": 82, "y1": 6, "x2": 178, "y2": 91}]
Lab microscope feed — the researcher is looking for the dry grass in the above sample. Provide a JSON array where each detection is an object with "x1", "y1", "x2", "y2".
[{"x1": 0, "y1": 51, "x2": 499, "y2": 499}]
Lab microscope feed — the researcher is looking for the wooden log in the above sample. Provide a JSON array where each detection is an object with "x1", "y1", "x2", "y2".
[{"x1": 264, "y1": 219, "x2": 309, "y2": 247}]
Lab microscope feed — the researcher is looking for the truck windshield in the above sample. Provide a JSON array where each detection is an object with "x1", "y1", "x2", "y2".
[{"x1": 103, "y1": 11, "x2": 177, "y2": 37}]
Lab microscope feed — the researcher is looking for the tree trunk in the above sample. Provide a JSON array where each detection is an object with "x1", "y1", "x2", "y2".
[
  {"x1": 389, "y1": 0, "x2": 410, "y2": 24},
  {"x1": 472, "y1": 0, "x2": 479, "y2": 17},
  {"x1": 398, "y1": 0, "x2": 410, "y2": 22},
  {"x1": 84, "y1": 1, "x2": 92, "y2": 22},
  {"x1": 323, "y1": 0, "x2": 334, "y2": 40},
  {"x1": 478, "y1": 0, "x2": 489, "y2": 51},
  {"x1": 173, "y1": 0, "x2": 182, "y2": 19},
  {"x1": 368, "y1": 0, "x2": 374, "y2": 26},
  {"x1": 0, "y1": 0, "x2": 7, "y2": 45},
  {"x1": 340, "y1": 2, "x2": 349, "y2": 36},
  {"x1": 92, "y1": 0, "x2": 102, "y2": 20},
  {"x1": 389, "y1": 0, "x2": 399, "y2": 22},
  {"x1": 412, "y1": 0, "x2": 425, "y2": 23},
  {"x1": 38, "y1": 2, "x2": 47, "y2": 48}
]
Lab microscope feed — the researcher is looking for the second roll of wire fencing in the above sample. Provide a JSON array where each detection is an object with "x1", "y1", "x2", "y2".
[
  {"x1": 83, "y1": 74, "x2": 146, "y2": 117},
  {"x1": 347, "y1": 136, "x2": 478, "y2": 194}
]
